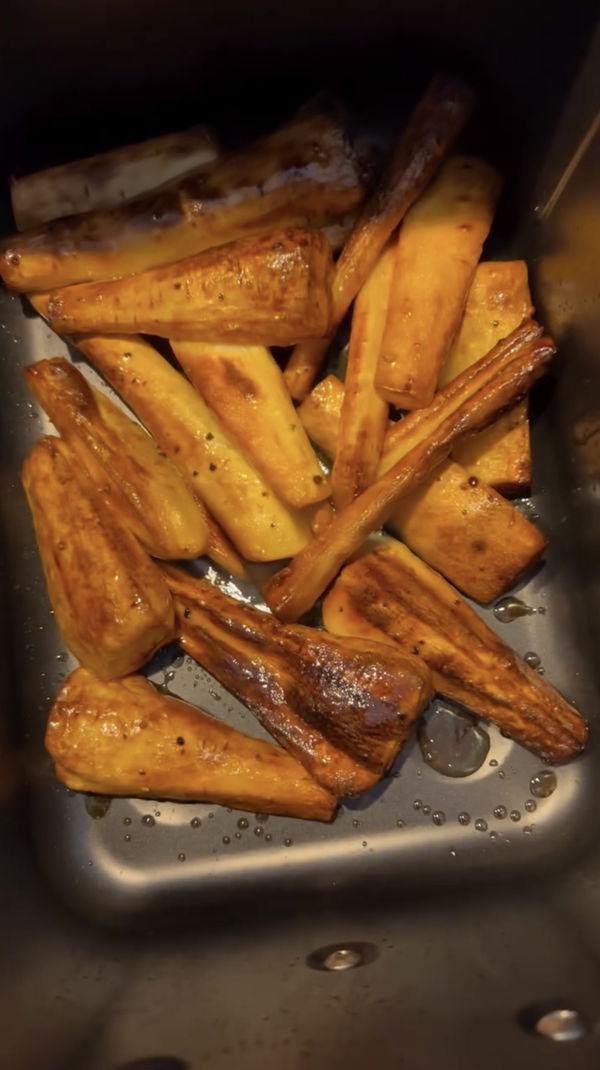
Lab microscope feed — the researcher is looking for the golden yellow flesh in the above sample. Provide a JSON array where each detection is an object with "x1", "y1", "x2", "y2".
[
  {"x1": 46, "y1": 228, "x2": 333, "y2": 345},
  {"x1": 299, "y1": 374, "x2": 545, "y2": 603},
  {"x1": 75, "y1": 334, "x2": 313, "y2": 561},
  {"x1": 376, "y1": 156, "x2": 502, "y2": 409},
  {"x1": 24, "y1": 358, "x2": 210, "y2": 560},
  {"x1": 1, "y1": 107, "x2": 363, "y2": 291},
  {"x1": 173, "y1": 341, "x2": 330, "y2": 509},
  {"x1": 47, "y1": 669, "x2": 337, "y2": 821},
  {"x1": 21, "y1": 436, "x2": 175, "y2": 680},
  {"x1": 442, "y1": 260, "x2": 534, "y2": 492},
  {"x1": 266, "y1": 321, "x2": 554, "y2": 621},
  {"x1": 331, "y1": 242, "x2": 393, "y2": 509},
  {"x1": 284, "y1": 75, "x2": 475, "y2": 401},
  {"x1": 11, "y1": 125, "x2": 219, "y2": 229}
]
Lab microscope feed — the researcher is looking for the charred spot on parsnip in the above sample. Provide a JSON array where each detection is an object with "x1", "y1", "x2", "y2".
[
  {"x1": 162, "y1": 565, "x2": 432, "y2": 798},
  {"x1": 2, "y1": 105, "x2": 364, "y2": 291},
  {"x1": 322, "y1": 539, "x2": 588, "y2": 764},
  {"x1": 46, "y1": 228, "x2": 334, "y2": 346}
]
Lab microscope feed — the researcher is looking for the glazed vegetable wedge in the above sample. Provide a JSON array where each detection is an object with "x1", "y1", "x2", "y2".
[
  {"x1": 22, "y1": 436, "x2": 175, "y2": 680},
  {"x1": 47, "y1": 669, "x2": 337, "y2": 821},
  {"x1": 164, "y1": 565, "x2": 433, "y2": 798},
  {"x1": 1, "y1": 104, "x2": 363, "y2": 291},
  {"x1": 323, "y1": 537, "x2": 588, "y2": 763}
]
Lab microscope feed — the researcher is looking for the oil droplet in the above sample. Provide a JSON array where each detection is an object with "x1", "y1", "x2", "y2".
[
  {"x1": 254, "y1": 825, "x2": 264, "y2": 837},
  {"x1": 237, "y1": 817, "x2": 249, "y2": 829},
  {"x1": 396, "y1": 819, "x2": 405, "y2": 828},
  {"x1": 432, "y1": 811, "x2": 445, "y2": 826},
  {"x1": 489, "y1": 830, "x2": 499, "y2": 840},
  {"x1": 234, "y1": 832, "x2": 242, "y2": 840},
  {"x1": 352, "y1": 818, "x2": 360, "y2": 827},
  {"x1": 190, "y1": 816, "x2": 202, "y2": 828},
  {"x1": 458, "y1": 812, "x2": 471, "y2": 826},
  {"x1": 123, "y1": 816, "x2": 132, "y2": 826},
  {"x1": 142, "y1": 814, "x2": 155, "y2": 827},
  {"x1": 498, "y1": 770, "x2": 506, "y2": 780},
  {"x1": 524, "y1": 651, "x2": 541, "y2": 669},
  {"x1": 493, "y1": 805, "x2": 507, "y2": 819},
  {"x1": 124, "y1": 834, "x2": 131, "y2": 842},
  {"x1": 84, "y1": 795, "x2": 112, "y2": 819},
  {"x1": 489, "y1": 758, "x2": 498, "y2": 767},
  {"x1": 524, "y1": 798, "x2": 537, "y2": 812},
  {"x1": 265, "y1": 833, "x2": 272, "y2": 842},
  {"x1": 222, "y1": 836, "x2": 231, "y2": 845},
  {"x1": 178, "y1": 852, "x2": 186, "y2": 861},
  {"x1": 208, "y1": 812, "x2": 214, "y2": 819},
  {"x1": 284, "y1": 837, "x2": 293, "y2": 847},
  {"x1": 362, "y1": 841, "x2": 368, "y2": 847},
  {"x1": 530, "y1": 769, "x2": 557, "y2": 798},
  {"x1": 418, "y1": 704, "x2": 490, "y2": 777},
  {"x1": 474, "y1": 818, "x2": 488, "y2": 832},
  {"x1": 413, "y1": 799, "x2": 422, "y2": 811},
  {"x1": 523, "y1": 825, "x2": 533, "y2": 835},
  {"x1": 493, "y1": 596, "x2": 534, "y2": 622},
  {"x1": 449, "y1": 847, "x2": 457, "y2": 858},
  {"x1": 510, "y1": 810, "x2": 521, "y2": 822},
  {"x1": 422, "y1": 805, "x2": 431, "y2": 816}
]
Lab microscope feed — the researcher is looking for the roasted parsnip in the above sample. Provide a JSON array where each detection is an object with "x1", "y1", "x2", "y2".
[
  {"x1": 76, "y1": 334, "x2": 313, "y2": 561},
  {"x1": 266, "y1": 321, "x2": 554, "y2": 621},
  {"x1": 173, "y1": 341, "x2": 330, "y2": 509},
  {"x1": 24, "y1": 358, "x2": 210, "y2": 560},
  {"x1": 441, "y1": 261, "x2": 533, "y2": 492},
  {"x1": 22, "y1": 436, "x2": 175, "y2": 680},
  {"x1": 284, "y1": 75, "x2": 475, "y2": 400},
  {"x1": 323, "y1": 538, "x2": 587, "y2": 763},
  {"x1": 11, "y1": 125, "x2": 218, "y2": 230},
  {"x1": 164, "y1": 566, "x2": 432, "y2": 798},
  {"x1": 47, "y1": 228, "x2": 333, "y2": 345},
  {"x1": 376, "y1": 156, "x2": 502, "y2": 409},
  {"x1": 47, "y1": 669, "x2": 337, "y2": 821},
  {"x1": 330, "y1": 242, "x2": 393, "y2": 509},
  {"x1": 1, "y1": 106, "x2": 363, "y2": 291},
  {"x1": 299, "y1": 374, "x2": 546, "y2": 602}
]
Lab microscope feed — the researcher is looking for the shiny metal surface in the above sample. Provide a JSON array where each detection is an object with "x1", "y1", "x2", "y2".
[{"x1": 1, "y1": 2, "x2": 600, "y2": 1067}]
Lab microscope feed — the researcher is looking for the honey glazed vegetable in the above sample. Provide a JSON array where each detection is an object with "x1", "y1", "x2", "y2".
[{"x1": 5, "y1": 76, "x2": 587, "y2": 827}]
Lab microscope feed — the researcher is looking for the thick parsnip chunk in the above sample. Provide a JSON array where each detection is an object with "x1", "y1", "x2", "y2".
[
  {"x1": 47, "y1": 669, "x2": 337, "y2": 821},
  {"x1": 24, "y1": 358, "x2": 209, "y2": 560},
  {"x1": 376, "y1": 156, "x2": 501, "y2": 409},
  {"x1": 47, "y1": 228, "x2": 333, "y2": 345},
  {"x1": 299, "y1": 375, "x2": 545, "y2": 602},
  {"x1": 22, "y1": 436, "x2": 175, "y2": 680},
  {"x1": 173, "y1": 342, "x2": 329, "y2": 509},
  {"x1": 441, "y1": 260, "x2": 533, "y2": 492},
  {"x1": 76, "y1": 334, "x2": 313, "y2": 561}
]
